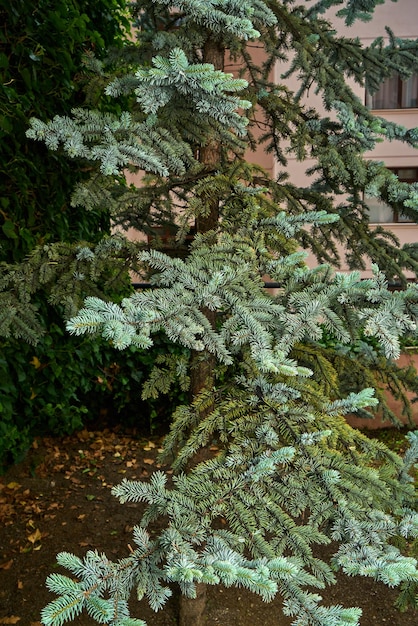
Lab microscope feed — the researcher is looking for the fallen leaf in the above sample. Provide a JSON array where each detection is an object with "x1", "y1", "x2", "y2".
[
  {"x1": 0, "y1": 616, "x2": 21, "y2": 623},
  {"x1": 143, "y1": 458, "x2": 155, "y2": 465},
  {"x1": 27, "y1": 528, "x2": 42, "y2": 544},
  {"x1": 6, "y1": 482, "x2": 20, "y2": 490},
  {"x1": 17, "y1": 580, "x2": 23, "y2": 590},
  {"x1": 77, "y1": 429, "x2": 90, "y2": 441},
  {"x1": 0, "y1": 559, "x2": 13, "y2": 570}
]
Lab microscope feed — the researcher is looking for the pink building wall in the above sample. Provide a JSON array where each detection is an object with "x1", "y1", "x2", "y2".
[
  {"x1": 275, "y1": 0, "x2": 418, "y2": 278},
  {"x1": 125, "y1": 2, "x2": 418, "y2": 269}
]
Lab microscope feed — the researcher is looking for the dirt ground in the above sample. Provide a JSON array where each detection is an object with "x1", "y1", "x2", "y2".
[{"x1": 0, "y1": 427, "x2": 417, "y2": 626}]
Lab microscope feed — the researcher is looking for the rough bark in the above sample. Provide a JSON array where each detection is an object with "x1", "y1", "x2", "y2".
[
  {"x1": 179, "y1": 582, "x2": 208, "y2": 626},
  {"x1": 195, "y1": 39, "x2": 225, "y2": 234},
  {"x1": 178, "y1": 36, "x2": 226, "y2": 626},
  {"x1": 196, "y1": 138, "x2": 221, "y2": 232}
]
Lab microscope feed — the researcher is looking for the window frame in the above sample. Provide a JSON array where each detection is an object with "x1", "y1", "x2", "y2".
[
  {"x1": 367, "y1": 167, "x2": 418, "y2": 224},
  {"x1": 366, "y1": 73, "x2": 418, "y2": 110}
]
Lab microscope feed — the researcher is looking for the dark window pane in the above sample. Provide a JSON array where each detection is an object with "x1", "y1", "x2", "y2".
[
  {"x1": 401, "y1": 75, "x2": 418, "y2": 108},
  {"x1": 372, "y1": 75, "x2": 399, "y2": 109},
  {"x1": 367, "y1": 73, "x2": 418, "y2": 109}
]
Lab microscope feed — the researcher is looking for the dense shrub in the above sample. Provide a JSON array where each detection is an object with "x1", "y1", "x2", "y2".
[
  {"x1": 0, "y1": 0, "x2": 130, "y2": 262},
  {"x1": 0, "y1": 327, "x2": 188, "y2": 471},
  {"x1": 0, "y1": 0, "x2": 147, "y2": 469}
]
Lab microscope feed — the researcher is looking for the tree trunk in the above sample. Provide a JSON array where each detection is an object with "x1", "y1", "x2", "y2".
[
  {"x1": 179, "y1": 582, "x2": 207, "y2": 626},
  {"x1": 196, "y1": 39, "x2": 225, "y2": 233},
  {"x1": 178, "y1": 36, "x2": 226, "y2": 626}
]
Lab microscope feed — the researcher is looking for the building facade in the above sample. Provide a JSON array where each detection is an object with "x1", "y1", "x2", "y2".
[
  {"x1": 124, "y1": 2, "x2": 418, "y2": 279},
  {"x1": 276, "y1": 0, "x2": 418, "y2": 277}
]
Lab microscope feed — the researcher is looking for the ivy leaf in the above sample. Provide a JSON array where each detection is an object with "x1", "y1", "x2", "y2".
[{"x1": 2, "y1": 221, "x2": 18, "y2": 239}]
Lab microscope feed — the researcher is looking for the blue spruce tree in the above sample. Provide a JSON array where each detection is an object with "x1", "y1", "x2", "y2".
[{"x1": 22, "y1": 1, "x2": 418, "y2": 625}]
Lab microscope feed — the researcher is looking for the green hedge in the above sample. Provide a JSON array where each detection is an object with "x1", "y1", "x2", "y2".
[
  {"x1": 0, "y1": 327, "x2": 187, "y2": 471},
  {"x1": 0, "y1": 0, "x2": 148, "y2": 470},
  {"x1": 0, "y1": 0, "x2": 129, "y2": 262}
]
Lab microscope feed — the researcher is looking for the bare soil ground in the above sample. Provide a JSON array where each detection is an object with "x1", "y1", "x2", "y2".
[{"x1": 0, "y1": 427, "x2": 417, "y2": 626}]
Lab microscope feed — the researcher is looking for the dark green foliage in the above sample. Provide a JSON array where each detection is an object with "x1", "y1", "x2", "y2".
[
  {"x1": 0, "y1": 326, "x2": 188, "y2": 472},
  {"x1": 0, "y1": 0, "x2": 139, "y2": 467},
  {"x1": 0, "y1": 0, "x2": 130, "y2": 262},
  {"x1": 0, "y1": 236, "x2": 189, "y2": 470}
]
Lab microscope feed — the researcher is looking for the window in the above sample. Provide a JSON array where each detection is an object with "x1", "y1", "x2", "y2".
[
  {"x1": 366, "y1": 73, "x2": 418, "y2": 109},
  {"x1": 367, "y1": 167, "x2": 418, "y2": 223}
]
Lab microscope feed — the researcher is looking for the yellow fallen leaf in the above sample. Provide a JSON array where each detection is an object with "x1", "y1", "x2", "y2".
[
  {"x1": 6, "y1": 482, "x2": 20, "y2": 490},
  {"x1": 143, "y1": 458, "x2": 155, "y2": 465},
  {"x1": 27, "y1": 528, "x2": 42, "y2": 544},
  {"x1": 0, "y1": 617, "x2": 21, "y2": 624}
]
